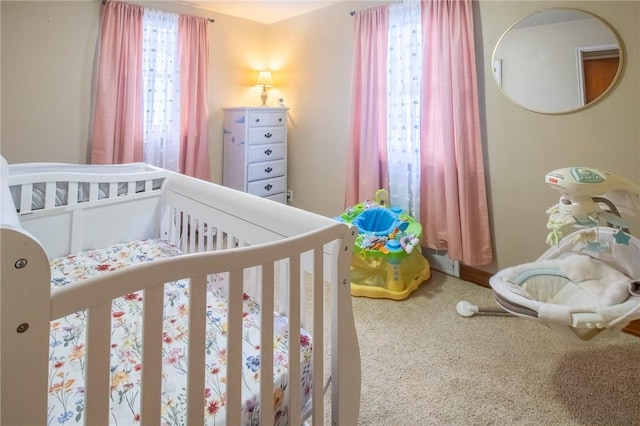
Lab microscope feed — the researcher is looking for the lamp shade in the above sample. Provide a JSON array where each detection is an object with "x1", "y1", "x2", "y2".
[{"x1": 255, "y1": 70, "x2": 274, "y2": 87}]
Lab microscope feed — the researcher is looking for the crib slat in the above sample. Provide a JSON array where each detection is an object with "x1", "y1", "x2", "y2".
[
  {"x1": 20, "y1": 183, "x2": 33, "y2": 213},
  {"x1": 226, "y1": 269, "x2": 243, "y2": 425},
  {"x1": 179, "y1": 212, "x2": 189, "y2": 251},
  {"x1": 68, "y1": 181, "x2": 78, "y2": 205},
  {"x1": 206, "y1": 225, "x2": 214, "y2": 251},
  {"x1": 44, "y1": 182, "x2": 56, "y2": 208},
  {"x1": 216, "y1": 231, "x2": 225, "y2": 250},
  {"x1": 163, "y1": 206, "x2": 180, "y2": 244},
  {"x1": 188, "y1": 215, "x2": 196, "y2": 253},
  {"x1": 197, "y1": 219, "x2": 205, "y2": 252},
  {"x1": 140, "y1": 285, "x2": 164, "y2": 425},
  {"x1": 311, "y1": 247, "x2": 324, "y2": 425},
  {"x1": 89, "y1": 182, "x2": 99, "y2": 202},
  {"x1": 288, "y1": 255, "x2": 302, "y2": 423},
  {"x1": 108, "y1": 182, "x2": 118, "y2": 198},
  {"x1": 187, "y1": 275, "x2": 207, "y2": 424},
  {"x1": 85, "y1": 301, "x2": 112, "y2": 425},
  {"x1": 260, "y1": 262, "x2": 275, "y2": 426},
  {"x1": 278, "y1": 260, "x2": 290, "y2": 317}
]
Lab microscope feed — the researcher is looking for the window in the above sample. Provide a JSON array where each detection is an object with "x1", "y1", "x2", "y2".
[
  {"x1": 92, "y1": 1, "x2": 210, "y2": 180},
  {"x1": 386, "y1": 1, "x2": 422, "y2": 216},
  {"x1": 142, "y1": 9, "x2": 181, "y2": 172}
]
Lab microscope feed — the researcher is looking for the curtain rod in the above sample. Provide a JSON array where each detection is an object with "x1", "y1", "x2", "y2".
[
  {"x1": 97, "y1": 0, "x2": 215, "y2": 23},
  {"x1": 350, "y1": 1, "x2": 401, "y2": 17}
]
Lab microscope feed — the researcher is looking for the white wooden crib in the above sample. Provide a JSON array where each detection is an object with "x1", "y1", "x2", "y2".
[{"x1": 0, "y1": 156, "x2": 360, "y2": 425}]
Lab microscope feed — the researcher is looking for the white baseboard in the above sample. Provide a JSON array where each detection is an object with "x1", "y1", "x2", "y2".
[{"x1": 422, "y1": 248, "x2": 460, "y2": 277}]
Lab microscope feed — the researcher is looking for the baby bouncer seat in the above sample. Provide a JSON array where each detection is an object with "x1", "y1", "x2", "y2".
[
  {"x1": 334, "y1": 189, "x2": 431, "y2": 300},
  {"x1": 457, "y1": 167, "x2": 640, "y2": 343}
]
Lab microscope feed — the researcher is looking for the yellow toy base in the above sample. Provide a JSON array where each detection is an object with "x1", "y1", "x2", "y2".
[{"x1": 350, "y1": 250, "x2": 431, "y2": 300}]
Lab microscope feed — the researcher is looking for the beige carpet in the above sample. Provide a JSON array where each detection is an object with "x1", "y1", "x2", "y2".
[{"x1": 351, "y1": 270, "x2": 640, "y2": 426}]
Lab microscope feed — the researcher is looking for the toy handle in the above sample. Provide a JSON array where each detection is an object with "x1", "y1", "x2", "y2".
[{"x1": 374, "y1": 189, "x2": 388, "y2": 206}]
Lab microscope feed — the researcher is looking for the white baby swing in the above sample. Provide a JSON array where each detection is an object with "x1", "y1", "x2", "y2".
[{"x1": 457, "y1": 167, "x2": 640, "y2": 343}]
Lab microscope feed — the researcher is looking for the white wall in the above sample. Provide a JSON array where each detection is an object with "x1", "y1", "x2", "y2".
[
  {"x1": 1, "y1": 0, "x2": 638, "y2": 273},
  {"x1": 266, "y1": 1, "x2": 387, "y2": 218},
  {"x1": 0, "y1": 0, "x2": 268, "y2": 186},
  {"x1": 1, "y1": 1, "x2": 99, "y2": 164}
]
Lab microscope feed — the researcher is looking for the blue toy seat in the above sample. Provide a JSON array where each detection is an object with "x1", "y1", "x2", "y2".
[{"x1": 352, "y1": 207, "x2": 398, "y2": 236}]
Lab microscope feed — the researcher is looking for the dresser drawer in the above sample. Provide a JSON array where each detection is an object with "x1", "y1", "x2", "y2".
[
  {"x1": 248, "y1": 127, "x2": 285, "y2": 144},
  {"x1": 247, "y1": 159, "x2": 285, "y2": 181},
  {"x1": 247, "y1": 176, "x2": 286, "y2": 198},
  {"x1": 264, "y1": 192, "x2": 286, "y2": 203},
  {"x1": 247, "y1": 111, "x2": 287, "y2": 127},
  {"x1": 248, "y1": 144, "x2": 285, "y2": 162}
]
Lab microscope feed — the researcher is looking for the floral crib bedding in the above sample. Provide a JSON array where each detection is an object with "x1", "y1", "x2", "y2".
[{"x1": 48, "y1": 239, "x2": 313, "y2": 426}]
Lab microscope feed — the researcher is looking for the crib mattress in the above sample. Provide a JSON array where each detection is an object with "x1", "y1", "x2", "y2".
[{"x1": 47, "y1": 239, "x2": 312, "y2": 425}]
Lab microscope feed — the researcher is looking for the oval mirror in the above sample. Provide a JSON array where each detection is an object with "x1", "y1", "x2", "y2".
[{"x1": 492, "y1": 8, "x2": 623, "y2": 114}]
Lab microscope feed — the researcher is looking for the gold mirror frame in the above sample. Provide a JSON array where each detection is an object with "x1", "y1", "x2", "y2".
[{"x1": 492, "y1": 8, "x2": 624, "y2": 114}]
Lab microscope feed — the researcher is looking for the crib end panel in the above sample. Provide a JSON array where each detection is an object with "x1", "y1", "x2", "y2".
[{"x1": 0, "y1": 227, "x2": 52, "y2": 425}]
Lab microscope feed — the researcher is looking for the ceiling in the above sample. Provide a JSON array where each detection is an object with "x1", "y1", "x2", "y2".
[{"x1": 182, "y1": 1, "x2": 343, "y2": 24}]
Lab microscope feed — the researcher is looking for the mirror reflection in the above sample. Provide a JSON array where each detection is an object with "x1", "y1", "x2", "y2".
[{"x1": 493, "y1": 8, "x2": 623, "y2": 114}]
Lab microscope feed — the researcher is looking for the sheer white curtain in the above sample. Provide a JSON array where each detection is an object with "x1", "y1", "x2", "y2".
[
  {"x1": 386, "y1": 0, "x2": 422, "y2": 219},
  {"x1": 142, "y1": 9, "x2": 180, "y2": 172}
]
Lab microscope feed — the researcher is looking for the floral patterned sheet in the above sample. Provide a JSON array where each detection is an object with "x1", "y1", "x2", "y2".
[{"x1": 48, "y1": 239, "x2": 312, "y2": 425}]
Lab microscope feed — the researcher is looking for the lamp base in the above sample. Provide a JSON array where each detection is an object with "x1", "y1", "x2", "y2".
[{"x1": 260, "y1": 89, "x2": 268, "y2": 107}]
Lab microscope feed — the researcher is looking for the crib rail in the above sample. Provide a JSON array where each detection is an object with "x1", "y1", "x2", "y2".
[
  {"x1": 8, "y1": 161, "x2": 166, "y2": 213},
  {"x1": 160, "y1": 170, "x2": 343, "y2": 245}
]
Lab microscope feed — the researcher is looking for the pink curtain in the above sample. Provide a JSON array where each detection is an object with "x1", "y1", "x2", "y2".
[
  {"x1": 178, "y1": 15, "x2": 211, "y2": 181},
  {"x1": 346, "y1": 0, "x2": 493, "y2": 266},
  {"x1": 345, "y1": 6, "x2": 389, "y2": 207},
  {"x1": 91, "y1": 3, "x2": 210, "y2": 181},
  {"x1": 420, "y1": 0, "x2": 492, "y2": 265},
  {"x1": 91, "y1": 1, "x2": 144, "y2": 165}
]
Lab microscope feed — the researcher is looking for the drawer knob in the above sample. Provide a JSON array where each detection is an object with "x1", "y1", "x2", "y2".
[
  {"x1": 255, "y1": 118, "x2": 260, "y2": 123},
  {"x1": 264, "y1": 149, "x2": 272, "y2": 155},
  {"x1": 265, "y1": 184, "x2": 273, "y2": 191},
  {"x1": 264, "y1": 132, "x2": 272, "y2": 139},
  {"x1": 265, "y1": 167, "x2": 273, "y2": 173}
]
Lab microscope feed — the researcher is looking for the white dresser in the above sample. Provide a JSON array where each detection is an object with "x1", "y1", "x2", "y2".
[{"x1": 222, "y1": 107, "x2": 289, "y2": 203}]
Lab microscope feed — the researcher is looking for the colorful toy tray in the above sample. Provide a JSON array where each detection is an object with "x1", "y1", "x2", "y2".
[{"x1": 335, "y1": 195, "x2": 431, "y2": 300}]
